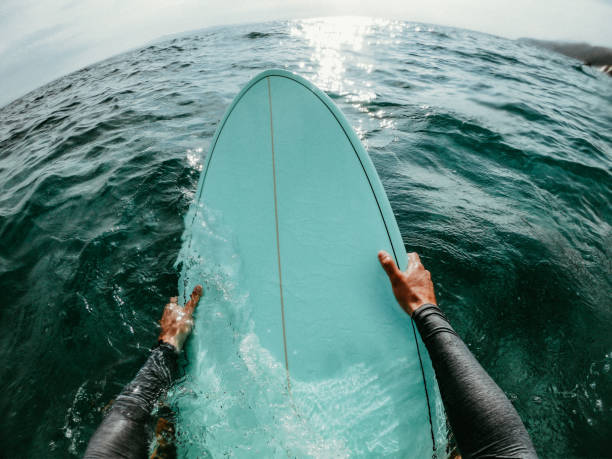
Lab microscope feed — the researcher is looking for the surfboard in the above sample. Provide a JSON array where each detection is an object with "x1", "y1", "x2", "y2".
[{"x1": 176, "y1": 69, "x2": 445, "y2": 457}]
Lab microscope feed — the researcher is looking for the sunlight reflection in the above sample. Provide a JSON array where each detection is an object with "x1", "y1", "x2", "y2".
[
  {"x1": 290, "y1": 17, "x2": 402, "y2": 148},
  {"x1": 290, "y1": 17, "x2": 383, "y2": 98}
]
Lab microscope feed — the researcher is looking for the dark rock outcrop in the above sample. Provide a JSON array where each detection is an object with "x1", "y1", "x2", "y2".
[{"x1": 521, "y1": 38, "x2": 612, "y2": 76}]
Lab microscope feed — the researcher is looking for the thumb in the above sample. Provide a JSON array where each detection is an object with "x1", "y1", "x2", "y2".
[
  {"x1": 378, "y1": 250, "x2": 401, "y2": 281},
  {"x1": 184, "y1": 285, "x2": 203, "y2": 316}
]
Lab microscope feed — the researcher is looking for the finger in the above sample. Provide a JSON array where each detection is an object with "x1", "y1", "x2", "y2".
[
  {"x1": 184, "y1": 285, "x2": 203, "y2": 315},
  {"x1": 168, "y1": 296, "x2": 179, "y2": 305},
  {"x1": 378, "y1": 250, "x2": 401, "y2": 281},
  {"x1": 407, "y1": 252, "x2": 422, "y2": 273}
]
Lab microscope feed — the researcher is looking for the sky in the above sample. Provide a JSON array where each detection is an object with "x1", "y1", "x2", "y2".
[{"x1": 1, "y1": 0, "x2": 611, "y2": 107}]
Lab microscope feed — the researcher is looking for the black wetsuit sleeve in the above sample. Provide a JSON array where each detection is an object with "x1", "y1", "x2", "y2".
[
  {"x1": 84, "y1": 342, "x2": 178, "y2": 459},
  {"x1": 412, "y1": 304, "x2": 537, "y2": 458}
]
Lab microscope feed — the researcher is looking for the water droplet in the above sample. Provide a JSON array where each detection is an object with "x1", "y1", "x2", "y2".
[{"x1": 594, "y1": 399, "x2": 603, "y2": 412}]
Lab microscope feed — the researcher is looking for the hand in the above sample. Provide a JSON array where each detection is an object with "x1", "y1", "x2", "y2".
[
  {"x1": 378, "y1": 251, "x2": 437, "y2": 316},
  {"x1": 158, "y1": 285, "x2": 202, "y2": 351}
]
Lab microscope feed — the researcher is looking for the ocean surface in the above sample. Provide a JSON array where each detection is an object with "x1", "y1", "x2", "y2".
[{"x1": 0, "y1": 17, "x2": 610, "y2": 458}]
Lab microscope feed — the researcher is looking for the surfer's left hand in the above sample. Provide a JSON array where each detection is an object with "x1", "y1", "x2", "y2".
[{"x1": 158, "y1": 285, "x2": 202, "y2": 351}]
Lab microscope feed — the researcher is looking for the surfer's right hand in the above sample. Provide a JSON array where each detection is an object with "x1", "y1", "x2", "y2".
[
  {"x1": 158, "y1": 285, "x2": 203, "y2": 351},
  {"x1": 378, "y1": 251, "x2": 437, "y2": 316}
]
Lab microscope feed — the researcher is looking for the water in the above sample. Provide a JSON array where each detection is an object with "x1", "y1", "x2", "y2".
[{"x1": 0, "y1": 17, "x2": 610, "y2": 458}]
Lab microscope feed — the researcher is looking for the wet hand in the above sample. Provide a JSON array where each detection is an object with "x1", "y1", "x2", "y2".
[
  {"x1": 158, "y1": 285, "x2": 202, "y2": 351},
  {"x1": 378, "y1": 251, "x2": 437, "y2": 316}
]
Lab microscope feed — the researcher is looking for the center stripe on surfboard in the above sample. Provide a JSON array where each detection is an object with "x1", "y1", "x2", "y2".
[{"x1": 267, "y1": 76, "x2": 291, "y2": 392}]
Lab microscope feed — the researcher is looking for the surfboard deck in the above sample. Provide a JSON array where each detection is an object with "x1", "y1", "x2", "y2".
[{"x1": 176, "y1": 69, "x2": 445, "y2": 457}]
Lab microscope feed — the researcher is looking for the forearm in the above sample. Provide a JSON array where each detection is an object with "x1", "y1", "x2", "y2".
[
  {"x1": 84, "y1": 342, "x2": 178, "y2": 459},
  {"x1": 413, "y1": 304, "x2": 537, "y2": 459}
]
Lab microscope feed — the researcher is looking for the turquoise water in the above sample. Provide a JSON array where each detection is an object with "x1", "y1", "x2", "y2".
[{"x1": 0, "y1": 17, "x2": 610, "y2": 458}]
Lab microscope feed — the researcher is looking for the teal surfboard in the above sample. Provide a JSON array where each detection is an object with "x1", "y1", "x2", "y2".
[{"x1": 175, "y1": 70, "x2": 445, "y2": 457}]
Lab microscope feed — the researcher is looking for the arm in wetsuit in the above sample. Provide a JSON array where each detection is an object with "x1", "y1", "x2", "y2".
[
  {"x1": 378, "y1": 251, "x2": 537, "y2": 459},
  {"x1": 84, "y1": 343, "x2": 178, "y2": 458},
  {"x1": 84, "y1": 286, "x2": 202, "y2": 459}
]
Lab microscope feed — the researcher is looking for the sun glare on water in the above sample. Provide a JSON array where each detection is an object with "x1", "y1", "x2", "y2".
[{"x1": 289, "y1": 17, "x2": 382, "y2": 99}]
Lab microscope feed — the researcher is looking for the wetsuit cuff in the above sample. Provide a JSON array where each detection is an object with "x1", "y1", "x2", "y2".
[
  {"x1": 412, "y1": 303, "x2": 458, "y2": 342},
  {"x1": 157, "y1": 340, "x2": 179, "y2": 354}
]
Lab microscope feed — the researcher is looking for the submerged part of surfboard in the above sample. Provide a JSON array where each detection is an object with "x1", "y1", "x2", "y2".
[{"x1": 172, "y1": 70, "x2": 446, "y2": 457}]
